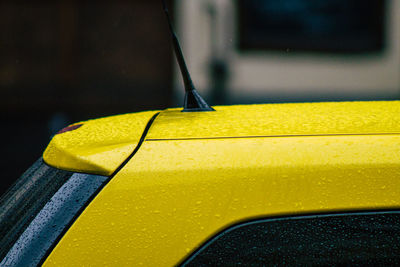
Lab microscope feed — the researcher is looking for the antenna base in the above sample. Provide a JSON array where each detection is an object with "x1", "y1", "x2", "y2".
[{"x1": 183, "y1": 90, "x2": 215, "y2": 112}]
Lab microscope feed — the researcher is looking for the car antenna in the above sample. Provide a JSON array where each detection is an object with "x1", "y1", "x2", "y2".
[{"x1": 162, "y1": 0, "x2": 215, "y2": 112}]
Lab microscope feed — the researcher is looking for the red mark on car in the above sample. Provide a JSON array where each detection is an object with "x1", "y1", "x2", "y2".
[{"x1": 57, "y1": 124, "x2": 83, "y2": 134}]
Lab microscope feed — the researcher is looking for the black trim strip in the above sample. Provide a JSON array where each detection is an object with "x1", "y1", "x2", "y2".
[
  {"x1": 179, "y1": 208, "x2": 400, "y2": 266},
  {"x1": 147, "y1": 132, "x2": 400, "y2": 142},
  {"x1": 38, "y1": 112, "x2": 160, "y2": 266}
]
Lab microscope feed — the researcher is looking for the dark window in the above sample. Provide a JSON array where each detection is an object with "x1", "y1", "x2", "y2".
[
  {"x1": 182, "y1": 211, "x2": 400, "y2": 266},
  {"x1": 0, "y1": 158, "x2": 108, "y2": 266},
  {"x1": 0, "y1": 158, "x2": 74, "y2": 260},
  {"x1": 238, "y1": 0, "x2": 386, "y2": 53}
]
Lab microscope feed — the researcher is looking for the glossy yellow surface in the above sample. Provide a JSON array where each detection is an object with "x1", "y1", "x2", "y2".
[
  {"x1": 148, "y1": 101, "x2": 400, "y2": 139},
  {"x1": 44, "y1": 101, "x2": 400, "y2": 266},
  {"x1": 43, "y1": 110, "x2": 159, "y2": 175}
]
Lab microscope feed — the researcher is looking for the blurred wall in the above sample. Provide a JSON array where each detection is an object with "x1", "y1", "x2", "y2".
[
  {"x1": 175, "y1": 0, "x2": 400, "y2": 104},
  {"x1": 0, "y1": 0, "x2": 174, "y2": 195}
]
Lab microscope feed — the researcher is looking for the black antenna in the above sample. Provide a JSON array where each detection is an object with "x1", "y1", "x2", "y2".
[{"x1": 162, "y1": 0, "x2": 214, "y2": 112}]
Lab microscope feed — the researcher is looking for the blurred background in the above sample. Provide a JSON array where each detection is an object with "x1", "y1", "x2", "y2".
[{"x1": 1, "y1": 0, "x2": 399, "y2": 196}]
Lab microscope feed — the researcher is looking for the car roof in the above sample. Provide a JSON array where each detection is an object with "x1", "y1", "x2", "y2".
[
  {"x1": 148, "y1": 101, "x2": 400, "y2": 140},
  {"x1": 43, "y1": 101, "x2": 400, "y2": 175}
]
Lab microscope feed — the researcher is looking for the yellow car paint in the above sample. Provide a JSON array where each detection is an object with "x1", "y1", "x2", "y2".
[
  {"x1": 147, "y1": 101, "x2": 400, "y2": 139},
  {"x1": 43, "y1": 110, "x2": 159, "y2": 176},
  {"x1": 43, "y1": 101, "x2": 400, "y2": 266},
  {"x1": 43, "y1": 101, "x2": 400, "y2": 175}
]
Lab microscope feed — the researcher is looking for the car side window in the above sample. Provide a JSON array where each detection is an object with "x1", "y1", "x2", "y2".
[{"x1": 182, "y1": 211, "x2": 400, "y2": 266}]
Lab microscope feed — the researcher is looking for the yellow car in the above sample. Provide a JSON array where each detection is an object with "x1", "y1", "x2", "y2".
[
  {"x1": 1, "y1": 2, "x2": 400, "y2": 265},
  {"x1": 1, "y1": 101, "x2": 400, "y2": 266}
]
